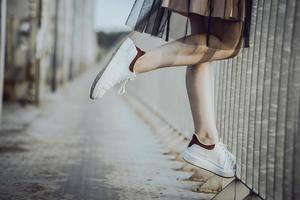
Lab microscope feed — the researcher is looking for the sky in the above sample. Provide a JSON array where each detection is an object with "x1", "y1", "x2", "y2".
[{"x1": 94, "y1": 0, "x2": 135, "y2": 32}]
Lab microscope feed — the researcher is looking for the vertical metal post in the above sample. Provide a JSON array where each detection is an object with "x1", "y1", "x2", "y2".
[
  {"x1": 51, "y1": 0, "x2": 59, "y2": 92},
  {"x1": 0, "y1": 0, "x2": 6, "y2": 128},
  {"x1": 69, "y1": 0, "x2": 76, "y2": 81},
  {"x1": 34, "y1": 0, "x2": 42, "y2": 104},
  {"x1": 28, "y1": 0, "x2": 41, "y2": 104}
]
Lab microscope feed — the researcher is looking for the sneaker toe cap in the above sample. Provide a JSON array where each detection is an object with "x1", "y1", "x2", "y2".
[{"x1": 91, "y1": 88, "x2": 106, "y2": 99}]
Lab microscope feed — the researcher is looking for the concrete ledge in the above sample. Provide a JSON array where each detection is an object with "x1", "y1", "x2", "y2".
[{"x1": 124, "y1": 93, "x2": 226, "y2": 195}]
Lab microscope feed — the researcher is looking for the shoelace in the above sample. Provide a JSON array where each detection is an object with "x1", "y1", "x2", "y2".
[{"x1": 118, "y1": 77, "x2": 135, "y2": 95}]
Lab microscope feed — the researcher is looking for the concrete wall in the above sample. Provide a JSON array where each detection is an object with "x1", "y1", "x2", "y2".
[
  {"x1": 1, "y1": 0, "x2": 97, "y2": 103},
  {"x1": 37, "y1": 0, "x2": 97, "y2": 97},
  {"x1": 128, "y1": 0, "x2": 300, "y2": 199},
  {"x1": 0, "y1": 0, "x2": 97, "y2": 125}
]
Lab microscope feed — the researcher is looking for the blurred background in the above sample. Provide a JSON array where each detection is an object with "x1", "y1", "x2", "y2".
[{"x1": 0, "y1": 0, "x2": 135, "y2": 105}]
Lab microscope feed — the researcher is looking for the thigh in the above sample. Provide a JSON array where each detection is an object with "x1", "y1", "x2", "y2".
[{"x1": 189, "y1": 14, "x2": 243, "y2": 50}]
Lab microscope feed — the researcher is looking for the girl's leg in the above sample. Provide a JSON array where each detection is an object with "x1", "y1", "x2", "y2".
[
  {"x1": 132, "y1": 38, "x2": 235, "y2": 145},
  {"x1": 133, "y1": 34, "x2": 238, "y2": 73},
  {"x1": 133, "y1": 13, "x2": 241, "y2": 74},
  {"x1": 186, "y1": 62, "x2": 218, "y2": 144}
]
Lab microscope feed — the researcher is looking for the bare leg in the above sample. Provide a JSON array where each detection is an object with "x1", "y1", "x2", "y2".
[
  {"x1": 186, "y1": 62, "x2": 218, "y2": 144},
  {"x1": 133, "y1": 13, "x2": 241, "y2": 74},
  {"x1": 133, "y1": 34, "x2": 239, "y2": 73}
]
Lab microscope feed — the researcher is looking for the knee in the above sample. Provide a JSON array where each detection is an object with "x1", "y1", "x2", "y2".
[
  {"x1": 178, "y1": 39, "x2": 201, "y2": 56},
  {"x1": 178, "y1": 34, "x2": 227, "y2": 63},
  {"x1": 178, "y1": 35, "x2": 209, "y2": 57},
  {"x1": 209, "y1": 48, "x2": 238, "y2": 61},
  {"x1": 180, "y1": 34, "x2": 207, "y2": 46},
  {"x1": 227, "y1": 48, "x2": 241, "y2": 59}
]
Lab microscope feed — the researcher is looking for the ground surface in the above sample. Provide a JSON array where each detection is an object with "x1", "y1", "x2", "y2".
[{"x1": 0, "y1": 69, "x2": 212, "y2": 200}]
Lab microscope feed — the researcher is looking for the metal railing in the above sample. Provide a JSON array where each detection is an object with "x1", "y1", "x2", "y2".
[{"x1": 213, "y1": 0, "x2": 299, "y2": 199}]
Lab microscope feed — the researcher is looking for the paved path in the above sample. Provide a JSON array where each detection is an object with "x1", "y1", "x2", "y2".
[{"x1": 0, "y1": 69, "x2": 211, "y2": 200}]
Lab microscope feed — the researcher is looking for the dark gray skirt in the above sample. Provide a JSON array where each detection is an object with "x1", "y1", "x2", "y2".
[{"x1": 126, "y1": 0, "x2": 252, "y2": 50}]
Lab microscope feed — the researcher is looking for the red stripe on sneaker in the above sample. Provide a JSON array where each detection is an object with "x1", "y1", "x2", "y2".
[{"x1": 188, "y1": 134, "x2": 215, "y2": 150}]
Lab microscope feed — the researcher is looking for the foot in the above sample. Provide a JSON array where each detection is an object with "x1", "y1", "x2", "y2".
[
  {"x1": 90, "y1": 38, "x2": 139, "y2": 99},
  {"x1": 182, "y1": 134, "x2": 236, "y2": 178}
]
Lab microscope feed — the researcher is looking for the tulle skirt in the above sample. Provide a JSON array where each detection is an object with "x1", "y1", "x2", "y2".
[{"x1": 126, "y1": 0, "x2": 252, "y2": 51}]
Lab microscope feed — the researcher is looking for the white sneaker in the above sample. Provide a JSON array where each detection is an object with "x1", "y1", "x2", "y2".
[
  {"x1": 90, "y1": 38, "x2": 137, "y2": 99},
  {"x1": 182, "y1": 134, "x2": 236, "y2": 178}
]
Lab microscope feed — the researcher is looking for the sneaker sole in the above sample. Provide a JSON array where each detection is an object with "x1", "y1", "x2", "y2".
[
  {"x1": 90, "y1": 35, "x2": 131, "y2": 100},
  {"x1": 182, "y1": 148, "x2": 235, "y2": 178}
]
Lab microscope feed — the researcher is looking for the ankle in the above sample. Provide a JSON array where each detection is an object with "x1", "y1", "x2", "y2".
[
  {"x1": 195, "y1": 130, "x2": 215, "y2": 145},
  {"x1": 129, "y1": 47, "x2": 145, "y2": 72}
]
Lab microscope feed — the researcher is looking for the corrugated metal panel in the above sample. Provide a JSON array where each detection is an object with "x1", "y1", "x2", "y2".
[
  {"x1": 259, "y1": 0, "x2": 276, "y2": 197},
  {"x1": 282, "y1": 0, "x2": 297, "y2": 199},
  {"x1": 249, "y1": 0, "x2": 263, "y2": 192},
  {"x1": 255, "y1": 0, "x2": 270, "y2": 196},
  {"x1": 291, "y1": 1, "x2": 300, "y2": 199},
  {"x1": 266, "y1": 0, "x2": 284, "y2": 198},
  {"x1": 228, "y1": 57, "x2": 236, "y2": 152},
  {"x1": 237, "y1": 48, "x2": 246, "y2": 178},
  {"x1": 216, "y1": 61, "x2": 223, "y2": 134}
]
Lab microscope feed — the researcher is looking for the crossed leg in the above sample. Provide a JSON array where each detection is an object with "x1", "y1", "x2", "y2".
[{"x1": 133, "y1": 32, "x2": 239, "y2": 73}]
